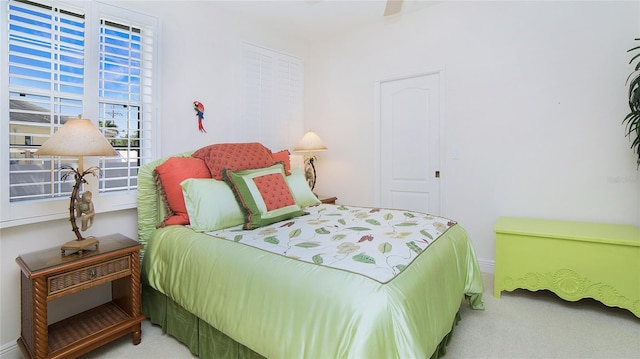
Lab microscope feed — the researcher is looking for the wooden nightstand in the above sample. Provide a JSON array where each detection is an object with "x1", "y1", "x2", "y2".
[
  {"x1": 318, "y1": 195, "x2": 337, "y2": 205},
  {"x1": 16, "y1": 233, "x2": 145, "y2": 359}
]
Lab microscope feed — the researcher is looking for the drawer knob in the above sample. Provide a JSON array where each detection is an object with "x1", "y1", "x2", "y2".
[{"x1": 89, "y1": 268, "x2": 97, "y2": 279}]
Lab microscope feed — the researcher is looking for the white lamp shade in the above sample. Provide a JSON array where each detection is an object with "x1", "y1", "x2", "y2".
[
  {"x1": 293, "y1": 130, "x2": 327, "y2": 153},
  {"x1": 36, "y1": 118, "x2": 118, "y2": 157}
]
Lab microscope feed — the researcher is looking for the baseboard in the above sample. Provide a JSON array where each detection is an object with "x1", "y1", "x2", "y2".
[
  {"x1": 0, "y1": 341, "x2": 18, "y2": 359},
  {"x1": 477, "y1": 258, "x2": 495, "y2": 274}
]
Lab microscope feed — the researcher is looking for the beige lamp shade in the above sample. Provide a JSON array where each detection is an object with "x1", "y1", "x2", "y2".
[
  {"x1": 36, "y1": 117, "x2": 118, "y2": 158},
  {"x1": 293, "y1": 130, "x2": 327, "y2": 153}
]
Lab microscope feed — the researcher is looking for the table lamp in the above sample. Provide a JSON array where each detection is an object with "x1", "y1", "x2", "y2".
[
  {"x1": 35, "y1": 115, "x2": 119, "y2": 255},
  {"x1": 293, "y1": 130, "x2": 327, "y2": 191}
]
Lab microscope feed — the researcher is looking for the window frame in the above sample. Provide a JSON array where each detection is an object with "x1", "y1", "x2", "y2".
[{"x1": 0, "y1": 0, "x2": 160, "y2": 228}]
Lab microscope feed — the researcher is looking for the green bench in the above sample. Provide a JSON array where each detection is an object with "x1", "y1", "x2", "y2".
[{"x1": 494, "y1": 216, "x2": 640, "y2": 317}]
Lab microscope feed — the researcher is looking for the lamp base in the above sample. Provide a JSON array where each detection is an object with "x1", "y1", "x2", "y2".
[
  {"x1": 61, "y1": 237, "x2": 99, "y2": 255},
  {"x1": 304, "y1": 156, "x2": 318, "y2": 191}
]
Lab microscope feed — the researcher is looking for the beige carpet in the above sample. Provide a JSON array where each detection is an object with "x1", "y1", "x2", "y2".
[
  {"x1": 75, "y1": 272, "x2": 639, "y2": 359},
  {"x1": 447, "y1": 273, "x2": 639, "y2": 359}
]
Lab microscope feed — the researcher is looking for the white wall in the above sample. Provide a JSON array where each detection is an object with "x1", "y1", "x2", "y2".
[
  {"x1": 119, "y1": 1, "x2": 306, "y2": 156},
  {"x1": 303, "y1": 1, "x2": 640, "y2": 263},
  {"x1": 0, "y1": 1, "x2": 306, "y2": 352}
]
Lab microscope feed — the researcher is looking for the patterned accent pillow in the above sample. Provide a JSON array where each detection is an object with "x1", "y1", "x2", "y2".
[
  {"x1": 192, "y1": 142, "x2": 275, "y2": 180},
  {"x1": 154, "y1": 157, "x2": 212, "y2": 226},
  {"x1": 252, "y1": 173, "x2": 296, "y2": 211},
  {"x1": 223, "y1": 163, "x2": 303, "y2": 230}
]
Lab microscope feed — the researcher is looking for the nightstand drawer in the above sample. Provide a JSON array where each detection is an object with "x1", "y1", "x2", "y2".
[{"x1": 48, "y1": 256, "x2": 131, "y2": 297}]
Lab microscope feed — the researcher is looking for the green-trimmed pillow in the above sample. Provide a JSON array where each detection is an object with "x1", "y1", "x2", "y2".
[
  {"x1": 286, "y1": 168, "x2": 321, "y2": 208},
  {"x1": 181, "y1": 178, "x2": 245, "y2": 232},
  {"x1": 223, "y1": 163, "x2": 303, "y2": 230}
]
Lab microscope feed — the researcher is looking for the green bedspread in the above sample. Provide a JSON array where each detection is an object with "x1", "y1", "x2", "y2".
[{"x1": 142, "y1": 207, "x2": 484, "y2": 358}]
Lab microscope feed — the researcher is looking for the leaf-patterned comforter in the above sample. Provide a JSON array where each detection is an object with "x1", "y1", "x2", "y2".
[
  {"x1": 143, "y1": 204, "x2": 484, "y2": 358},
  {"x1": 207, "y1": 204, "x2": 458, "y2": 283}
]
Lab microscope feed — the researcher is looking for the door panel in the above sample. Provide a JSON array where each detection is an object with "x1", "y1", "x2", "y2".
[
  {"x1": 390, "y1": 191, "x2": 430, "y2": 213},
  {"x1": 380, "y1": 73, "x2": 440, "y2": 214}
]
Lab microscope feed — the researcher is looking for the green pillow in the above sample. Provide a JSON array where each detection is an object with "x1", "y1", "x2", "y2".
[
  {"x1": 223, "y1": 163, "x2": 303, "y2": 230},
  {"x1": 286, "y1": 168, "x2": 321, "y2": 208},
  {"x1": 181, "y1": 178, "x2": 245, "y2": 232}
]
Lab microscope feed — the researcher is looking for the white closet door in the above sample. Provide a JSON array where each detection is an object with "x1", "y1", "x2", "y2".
[{"x1": 380, "y1": 73, "x2": 441, "y2": 214}]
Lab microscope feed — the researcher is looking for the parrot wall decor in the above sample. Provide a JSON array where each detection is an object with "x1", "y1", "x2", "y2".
[{"x1": 193, "y1": 100, "x2": 206, "y2": 133}]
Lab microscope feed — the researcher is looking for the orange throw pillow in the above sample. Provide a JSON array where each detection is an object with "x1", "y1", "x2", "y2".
[
  {"x1": 155, "y1": 157, "x2": 211, "y2": 226},
  {"x1": 270, "y1": 149, "x2": 291, "y2": 175}
]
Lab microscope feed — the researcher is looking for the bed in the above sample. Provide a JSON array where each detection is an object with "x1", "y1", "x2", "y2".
[{"x1": 137, "y1": 143, "x2": 484, "y2": 359}]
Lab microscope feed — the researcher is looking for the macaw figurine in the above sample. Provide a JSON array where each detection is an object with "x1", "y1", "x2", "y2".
[{"x1": 193, "y1": 101, "x2": 206, "y2": 133}]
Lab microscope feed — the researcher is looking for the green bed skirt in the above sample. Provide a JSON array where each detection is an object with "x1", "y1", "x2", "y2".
[
  {"x1": 142, "y1": 284, "x2": 461, "y2": 359},
  {"x1": 142, "y1": 284, "x2": 263, "y2": 358}
]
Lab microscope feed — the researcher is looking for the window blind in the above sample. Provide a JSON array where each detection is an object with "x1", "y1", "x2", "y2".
[
  {"x1": 242, "y1": 43, "x2": 303, "y2": 151},
  {"x1": 3, "y1": 0, "x2": 158, "y2": 227},
  {"x1": 98, "y1": 17, "x2": 154, "y2": 193},
  {"x1": 8, "y1": 0, "x2": 85, "y2": 201}
]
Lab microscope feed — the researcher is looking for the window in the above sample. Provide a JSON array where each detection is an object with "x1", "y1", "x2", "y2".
[
  {"x1": 1, "y1": 0, "x2": 159, "y2": 227},
  {"x1": 241, "y1": 42, "x2": 303, "y2": 151},
  {"x1": 8, "y1": 0, "x2": 85, "y2": 203},
  {"x1": 97, "y1": 18, "x2": 154, "y2": 193}
]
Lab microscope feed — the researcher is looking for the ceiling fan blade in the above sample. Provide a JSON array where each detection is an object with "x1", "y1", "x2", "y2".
[{"x1": 384, "y1": 0, "x2": 403, "y2": 16}]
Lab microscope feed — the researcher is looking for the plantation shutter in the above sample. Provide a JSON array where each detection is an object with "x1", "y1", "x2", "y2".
[
  {"x1": 8, "y1": 0, "x2": 85, "y2": 202},
  {"x1": 3, "y1": 0, "x2": 158, "y2": 227},
  {"x1": 242, "y1": 43, "x2": 303, "y2": 151},
  {"x1": 98, "y1": 17, "x2": 154, "y2": 193}
]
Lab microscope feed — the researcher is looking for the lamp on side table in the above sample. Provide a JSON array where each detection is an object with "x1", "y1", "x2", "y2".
[
  {"x1": 35, "y1": 115, "x2": 119, "y2": 255},
  {"x1": 293, "y1": 130, "x2": 327, "y2": 192}
]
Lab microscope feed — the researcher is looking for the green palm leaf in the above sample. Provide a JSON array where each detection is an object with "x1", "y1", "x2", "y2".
[{"x1": 625, "y1": 38, "x2": 640, "y2": 167}]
